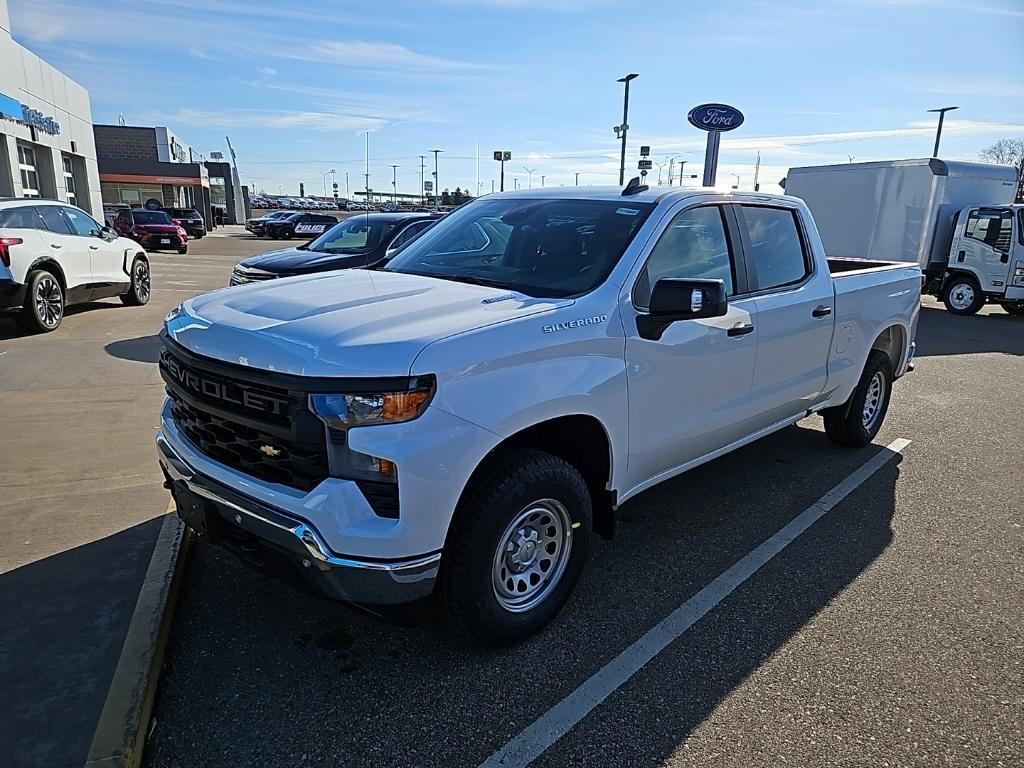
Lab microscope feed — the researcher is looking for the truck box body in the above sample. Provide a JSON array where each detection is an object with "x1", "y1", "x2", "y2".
[{"x1": 784, "y1": 159, "x2": 1018, "y2": 273}]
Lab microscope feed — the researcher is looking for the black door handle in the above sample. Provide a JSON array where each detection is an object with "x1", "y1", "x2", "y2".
[
  {"x1": 812, "y1": 305, "x2": 833, "y2": 318},
  {"x1": 727, "y1": 323, "x2": 755, "y2": 337}
]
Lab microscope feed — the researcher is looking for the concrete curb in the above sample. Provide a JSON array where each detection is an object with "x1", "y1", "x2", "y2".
[{"x1": 84, "y1": 507, "x2": 191, "y2": 768}]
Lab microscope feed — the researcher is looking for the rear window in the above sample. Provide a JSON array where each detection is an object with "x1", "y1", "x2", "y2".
[
  {"x1": 166, "y1": 209, "x2": 197, "y2": 218},
  {"x1": 0, "y1": 207, "x2": 41, "y2": 229},
  {"x1": 133, "y1": 211, "x2": 174, "y2": 225}
]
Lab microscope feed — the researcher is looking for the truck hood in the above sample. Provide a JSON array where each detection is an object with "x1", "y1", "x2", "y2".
[
  {"x1": 165, "y1": 270, "x2": 569, "y2": 377},
  {"x1": 239, "y1": 247, "x2": 370, "y2": 274}
]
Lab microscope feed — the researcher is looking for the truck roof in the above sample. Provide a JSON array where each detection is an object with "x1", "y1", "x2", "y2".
[
  {"x1": 485, "y1": 185, "x2": 803, "y2": 207},
  {"x1": 787, "y1": 157, "x2": 1018, "y2": 181}
]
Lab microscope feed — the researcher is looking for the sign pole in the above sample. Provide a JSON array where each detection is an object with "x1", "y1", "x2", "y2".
[{"x1": 702, "y1": 132, "x2": 720, "y2": 187}]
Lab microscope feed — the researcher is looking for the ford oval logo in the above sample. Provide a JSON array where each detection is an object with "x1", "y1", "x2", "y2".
[{"x1": 687, "y1": 103, "x2": 744, "y2": 132}]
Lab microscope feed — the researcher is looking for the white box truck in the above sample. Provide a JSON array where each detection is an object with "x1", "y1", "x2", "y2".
[{"x1": 784, "y1": 159, "x2": 1024, "y2": 315}]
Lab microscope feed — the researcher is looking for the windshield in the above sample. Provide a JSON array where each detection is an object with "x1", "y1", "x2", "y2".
[
  {"x1": 133, "y1": 211, "x2": 173, "y2": 225},
  {"x1": 308, "y1": 215, "x2": 400, "y2": 253},
  {"x1": 384, "y1": 197, "x2": 655, "y2": 298}
]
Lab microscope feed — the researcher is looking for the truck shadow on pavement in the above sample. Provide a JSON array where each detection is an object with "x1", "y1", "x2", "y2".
[
  {"x1": 0, "y1": 517, "x2": 165, "y2": 768},
  {"x1": 105, "y1": 334, "x2": 162, "y2": 364},
  {"x1": 145, "y1": 424, "x2": 901, "y2": 768},
  {"x1": 915, "y1": 305, "x2": 1023, "y2": 358}
]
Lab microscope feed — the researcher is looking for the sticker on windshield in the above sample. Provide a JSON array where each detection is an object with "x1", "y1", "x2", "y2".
[{"x1": 615, "y1": 207, "x2": 640, "y2": 216}]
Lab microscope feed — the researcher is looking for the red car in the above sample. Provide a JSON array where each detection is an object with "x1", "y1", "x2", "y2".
[{"x1": 113, "y1": 209, "x2": 189, "y2": 254}]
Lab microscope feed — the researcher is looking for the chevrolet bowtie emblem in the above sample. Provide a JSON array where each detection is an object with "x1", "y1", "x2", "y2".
[{"x1": 259, "y1": 444, "x2": 282, "y2": 457}]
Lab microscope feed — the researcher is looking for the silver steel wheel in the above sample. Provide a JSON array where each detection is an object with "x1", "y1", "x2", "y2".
[
  {"x1": 948, "y1": 283, "x2": 975, "y2": 311},
  {"x1": 862, "y1": 370, "x2": 885, "y2": 429},
  {"x1": 134, "y1": 260, "x2": 150, "y2": 302},
  {"x1": 492, "y1": 499, "x2": 573, "y2": 613},
  {"x1": 35, "y1": 275, "x2": 63, "y2": 328}
]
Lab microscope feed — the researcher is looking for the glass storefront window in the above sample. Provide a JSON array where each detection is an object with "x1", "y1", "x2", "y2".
[
  {"x1": 210, "y1": 176, "x2": 226, "y2": 207},
  {"x1": 17, "y1": 144, "x2": 40, "y2": 198}
]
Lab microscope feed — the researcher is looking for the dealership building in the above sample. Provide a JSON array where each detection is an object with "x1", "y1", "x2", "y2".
[
  {"x1": 94, "y1": 124, "x2": 246, "y2": 225},
  {"x1": 0, "y1": 0, "x2": 102, "y2": 214}
]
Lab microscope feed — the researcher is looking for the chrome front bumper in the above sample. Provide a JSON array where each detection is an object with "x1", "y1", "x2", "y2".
[{"x1": 156, "y1": 431, "x2": 440, "y2": 605}]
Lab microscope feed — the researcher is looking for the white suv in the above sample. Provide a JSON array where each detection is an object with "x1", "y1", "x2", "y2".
[{"x1": 0, "y1": 199, "x2": 150, "y2": 333}]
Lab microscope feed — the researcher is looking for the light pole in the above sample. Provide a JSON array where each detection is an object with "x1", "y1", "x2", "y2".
[
  {"x1": 574, "y1": 172, "x2": 580, "y2": 186},
  {"x1": 667, "y1": 155, "x2": 680, "y2": 185},
  {"x1": 345, "y1": 171, "x2": 350, "y2": 199},
  {"x1": 513, "y1": 177, "x2": 519, "y2": 190},
  {"x1": 523, "y1": 166, "x2": 536, "y2": 188},
  {"x1": 430, "y1": 149, "x2": 442, "y2": 207},
  {"x1": 928, "y1": 106, "x2": 958, "y2": 157},
  {"x1": 540, "y1": 175, "x2": 545, "y2": 188},
  {"x1": 677, "y1": 160, "x2": 687, "y2": 186},
  {"x1": 418, "y1": 155, "x2": 426, "y2": 206},
  {"x1": 615, "y1": 73, "x2": 639, "y2": 185},
  {"x1": 731, "y1": 173, "x2": 740, "y2": 190},
  {"x1": 390, "y1": 164, "x2": 399, "y2": 203}
]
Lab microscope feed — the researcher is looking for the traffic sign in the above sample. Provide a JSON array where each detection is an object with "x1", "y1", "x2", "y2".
[
  {"x1": 638, "y1": 159, "x2": 652, "y2": 170},
  {"x1": 639, "y1": 145, "x2": 650, "y2": 157}
]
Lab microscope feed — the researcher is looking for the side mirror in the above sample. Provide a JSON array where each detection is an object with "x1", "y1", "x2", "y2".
[
  {"x1": 101, "y1": 225, "x2": 117, "y2": 241},
  {"x1": 637, "y1": 277, "x2": 728, "y2": 340}
]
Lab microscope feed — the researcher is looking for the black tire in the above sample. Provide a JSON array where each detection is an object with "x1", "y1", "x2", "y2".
[
  {"x1": 280, "y1": 227, "x2": 293, "y2": 240},
  {"x1": 441, "y1": 447, "x2": 592, "y2": 646},
  {"x1": 177, "y1": 246, "x2": 188, "y2": 255},
  {"x1": 120, "y1": 256, "x2": 151, "y2": 306},
  {"x1": 942, "y1": 274, "x2": 985, "y2": 315},
  {"x1": 823, "y1": 349, "x2": 893, "y2": 447},
  {"x1": 16, "y1": 269, "x2": 64, "y2": 333},
  {"x1": 999, "y1": 302, "x2": 1024, "y2": 316}
]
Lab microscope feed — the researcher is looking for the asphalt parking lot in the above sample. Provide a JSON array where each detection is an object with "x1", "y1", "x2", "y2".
[{"x1": 2, "y1": 234, "x2": 1021, "y2": 767}]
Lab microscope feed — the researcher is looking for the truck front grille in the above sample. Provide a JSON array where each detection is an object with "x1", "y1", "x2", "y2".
[{"x1": 160, "y1": 342, "x2": 329, "y2": 492}]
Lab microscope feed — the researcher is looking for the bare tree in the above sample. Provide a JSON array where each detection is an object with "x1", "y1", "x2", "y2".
[{"x1": 979, "y1": 138, "x2": 1024, "y2": 202}]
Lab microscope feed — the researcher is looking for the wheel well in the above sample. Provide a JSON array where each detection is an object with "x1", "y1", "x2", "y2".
[
  {"x1": 27, "y1": 259, "x2": 67, "y2": 295},
  {"x1": 461, "y1": 415, "x2": 616, "y2": 540},
  {"x1": 871, "y1": 325, "x2": 906, "y2": 375}
]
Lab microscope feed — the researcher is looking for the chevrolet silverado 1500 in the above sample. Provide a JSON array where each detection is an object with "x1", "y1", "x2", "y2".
[{"x1": 157, "y1": 185, "x2": 920, "y2": 645}]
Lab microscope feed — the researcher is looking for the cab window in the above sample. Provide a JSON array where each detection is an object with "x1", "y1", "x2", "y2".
[
  {"x1": 634, "y1": 205, "x2": 734, "y2": 308},
  {"x1": 739, "y1": 206, "x2": 810, "y2": 291},
  {"x1": 965, "y1": 208, "x2": 1012, "y2": 253}
]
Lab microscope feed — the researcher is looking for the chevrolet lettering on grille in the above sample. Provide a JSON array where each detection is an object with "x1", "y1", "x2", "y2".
[{"x1": 163, "y1": 355, "x2": 289, "y2": 416}]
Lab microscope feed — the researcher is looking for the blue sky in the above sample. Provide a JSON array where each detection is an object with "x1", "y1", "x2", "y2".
[{"x1": 10, "y1": 0, "x2": 1023, "y2": 197}]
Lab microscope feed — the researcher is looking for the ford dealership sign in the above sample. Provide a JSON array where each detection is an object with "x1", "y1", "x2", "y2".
[{"x1": 687, "y1": 103, "x2": 744, "y2": 132}]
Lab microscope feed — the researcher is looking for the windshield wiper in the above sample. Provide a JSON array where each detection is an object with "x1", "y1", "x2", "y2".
[{"x1": 421, "y1": 273, "x2": 511, "y2": 289}]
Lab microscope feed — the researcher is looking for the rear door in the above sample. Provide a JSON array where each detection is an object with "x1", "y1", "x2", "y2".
[
  {"x1": 35, "y1": 205, "x2": 92, "y2": 291},
  {"x1": 737, "y1": 204, "x2": 835, "y2": 430}
]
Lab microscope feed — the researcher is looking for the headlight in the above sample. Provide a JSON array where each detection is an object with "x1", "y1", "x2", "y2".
[{"x1": 309, "y1": 381, "x2": 433, "y2": 429}]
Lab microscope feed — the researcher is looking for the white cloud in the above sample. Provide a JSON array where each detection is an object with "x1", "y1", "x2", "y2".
[
  {"x1": 260, "y1": 67, "x2": 277, "y2": 76},
  {"x1": 139, "y1": 108, "x2": 390, "y2": 133}
]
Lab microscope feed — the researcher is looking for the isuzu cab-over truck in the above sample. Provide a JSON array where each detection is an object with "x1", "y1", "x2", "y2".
[
  {"x1": 784, "y1": 158, "x2": 1023, "y2": 316},
  {"x1": 157, "y1": 185, "x2": 920, "y2": 645}
]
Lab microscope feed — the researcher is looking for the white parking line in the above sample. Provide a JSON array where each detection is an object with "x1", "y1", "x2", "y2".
[{"x1": 480, "y1": 437, "x2": 911, "y2": 768}]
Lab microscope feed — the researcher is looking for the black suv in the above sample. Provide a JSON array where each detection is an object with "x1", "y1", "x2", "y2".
[
  {"x1": 261, "y1": 212, "x2": 337, "y2": 239},
  {"x1": 162, "y1": 207, "x2": 206, "y2": 239}
]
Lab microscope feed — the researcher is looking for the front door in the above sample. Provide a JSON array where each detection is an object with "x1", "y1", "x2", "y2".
[
  {"x1": 623, "y1": 203, "x2": 758, "y2": 494},
  {"x1": 35, "y1": 205, "x2": 92, "y2": 292},
  {"x1": 957, "y1": 207, "x2": 1014, "y2": 292},
  {"x1": 62, "y1": 206, "x2": 124, "y2": 285}
]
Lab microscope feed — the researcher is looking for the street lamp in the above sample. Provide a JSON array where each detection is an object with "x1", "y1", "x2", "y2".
[
  {"x1": 540, "y1": 175, "x2": 545, "y2": 188},
  {"x1": 927, "y1": 106, "x2": 959, "y2": 157},
  {"x1": 614, "y1": 73, "x2": 639, "y2": 185},
  {"x1": 430, "y1": 149, "x2": 443, "y2": 207},
  {"x1": 731, "y1": 173, "x2": 740, "y2": 190},
  {"x1": 677, "y1": 160, "x2": 688, "y2": 187},
  {"x1": 390, "y1": 164, "x2": 399, "y2": 203},
  {"x1": 574, "y1": 172, "x2": 580, "y2": 186},
  {"x1": 523, "y1": 166, "x2": 536, "y2": 188}
]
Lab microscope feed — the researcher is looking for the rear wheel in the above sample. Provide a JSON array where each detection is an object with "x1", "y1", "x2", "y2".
[
  {"x1": 942, "y1": 275, "x2": 985, "y2": 315},
  {"x1": 823, "y1": 350, "x2": 893, "y2": 447},
  {"x1": 999, "y1": 302, "x2": 1024, "y2": 316},
  {"x1": 177, "y1": 245, "x2": 188, "y2": 254},
  {"x1": 120, "y1": 256, "x2": 151, "y2": 306},
  {"x1": 280, "y1": 227, "x2": 293, "y2": 240},
  {"x1": 442, "y1": 447, "x2": 591, "y2": 646},
  {"x1": 16, "y1": 269, "x2": 64, "y2": 333}
]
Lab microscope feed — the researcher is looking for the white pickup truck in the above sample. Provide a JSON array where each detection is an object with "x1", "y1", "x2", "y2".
[{"x1": 157, "y1": 185, "x2": 920, "y2": 644}]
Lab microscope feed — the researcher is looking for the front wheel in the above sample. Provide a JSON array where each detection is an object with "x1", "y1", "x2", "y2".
[
  {"x1": 441, "y1": 448, "x2": 591, "y2": 646},
  {"x1": 177, "y1": 246, "x2": 188, "y2": 255},
  {"x1": 942, "y1": 275, "x2": 985, "y2": 315},
  {"x1": 120, "y1": 256, "x2": 151, "y2": 306},
  {"x1": 16, "y1": 270, "x2": 64, "y2": 333},
  {"x1": 823, "y1": 349, "x2": 893, "y2": 447},
  {"x1": 280, "y1": 227, "x2": 293, "y2": 240},
  {"x1": 999, "y1": 302, "x2": 1024, "y2": 316}
]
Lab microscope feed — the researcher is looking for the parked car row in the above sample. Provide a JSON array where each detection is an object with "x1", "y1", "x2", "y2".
[
  {"x1": 231, "y1": 212, "x2": 442, "y2": 285},
  {"x1": 251, "y1": 196, "x2": 337, "y2": 211},
  {"x1": 244, "y1": 210, "x2": 338, "y2": 239},
  {"x1": 103, "y1": 202, "x2": 205, "y2": 253}
]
